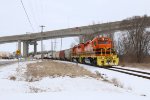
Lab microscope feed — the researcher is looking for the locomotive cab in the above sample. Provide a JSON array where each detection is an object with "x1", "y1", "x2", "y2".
[{"x1": 92, "y1": 37, "x2": 112, "y2": 51}]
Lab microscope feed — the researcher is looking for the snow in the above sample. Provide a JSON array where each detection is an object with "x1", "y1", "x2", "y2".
[
  {"x1": 1, "y1": 92, "x2": 149, "y2": 100},
  {"x1": 0, "y1": 60, "x2": 150, "y2": 100},
  {"x1": 80, "y1": 64, "x2": 150, "y2": 96},
  {"x1": 115, "y1": 65, "x2": 150, "y2": 73},
  {"x1": 0, "y1": 59, "x2": 17, "y2": 62},
  {"x1": 58, "y1": 61, "x2": 150, "y2": 96}
]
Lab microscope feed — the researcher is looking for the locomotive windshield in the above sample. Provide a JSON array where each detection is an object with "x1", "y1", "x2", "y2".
[{"x1": 98, "y1": 40, "x2": 108, "y2": 44}]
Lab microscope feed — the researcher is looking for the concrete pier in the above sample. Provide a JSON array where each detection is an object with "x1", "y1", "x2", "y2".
[
  {"x1": 33, "y1": 41, "x2": 37, "y2": 55},
  {"x1": 23, "y1": 41, "x2": 29, "y2": 57},
  {"x1": 18, "y1": 40, "x2": 21, "y2": 51}
]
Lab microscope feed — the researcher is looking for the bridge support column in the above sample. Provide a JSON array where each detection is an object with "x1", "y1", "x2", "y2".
[
  {"x1": 34, "y1": 41, "x2": 37, "y2": 55},
  {"x1": 23, "y1": 41, "x2": 29, "y2": 57},
  {"x1": 18, "y1": 40, "x2": 21, "y2": 51}
]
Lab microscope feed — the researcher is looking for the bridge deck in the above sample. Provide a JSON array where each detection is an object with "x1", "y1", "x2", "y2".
[{"x1": 0, "y1": 17, "x2": 150, "y2": 43}]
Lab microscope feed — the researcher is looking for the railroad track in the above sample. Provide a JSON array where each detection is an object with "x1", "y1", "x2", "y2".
[
  {"x1": 110, "y1": 66, "x2": 150, "y2": 75},
  {"x1": 100, "y1": 66, "x2": 150, "y2": 80},
  {"x1": 74, "y1": 61, "x2": 150, "y2": 80}
]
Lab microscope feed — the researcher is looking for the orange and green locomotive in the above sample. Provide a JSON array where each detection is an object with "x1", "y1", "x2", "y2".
[{"x1": 71, "y1": 36, "x2": 119, "y2": 66}]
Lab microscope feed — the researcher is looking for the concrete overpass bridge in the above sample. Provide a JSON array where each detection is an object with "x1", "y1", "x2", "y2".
[{"x1": 0, "y1": 17, "x2": 150, "y2": 57}]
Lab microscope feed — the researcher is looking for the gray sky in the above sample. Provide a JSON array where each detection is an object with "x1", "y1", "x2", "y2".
[{"x1": 0, "y1": 0, "x2": 150, "y2": 53}]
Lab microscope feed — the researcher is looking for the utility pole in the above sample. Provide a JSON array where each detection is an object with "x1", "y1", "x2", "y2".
[
  {"x1": 51, "y1": 39, "x2": 57, "y2": 58},
  {"x1": 40, "y1": 25, "x2": 45, "y2": 61},
  {"x1": 60, "y1": 38, "x2": 62, "y2": 50},
  {"x1": 51, "y1": 40, "x2": 53, "y2": 58},
  {"x1": 54, "y1": 39, "x2": 57, "y2": 51}
]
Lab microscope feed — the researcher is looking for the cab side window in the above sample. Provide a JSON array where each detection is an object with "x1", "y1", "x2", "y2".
[{"x1": 94, "y1": 41, "x2": 96, "y2": 46}]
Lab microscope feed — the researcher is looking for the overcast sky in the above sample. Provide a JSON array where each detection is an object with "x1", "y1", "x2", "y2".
[{"x1": 0, "y1": 0, "x2": 150, "y2": 53}]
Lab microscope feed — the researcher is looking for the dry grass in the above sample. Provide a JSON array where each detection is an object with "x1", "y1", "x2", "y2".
[
  {"x1": 95, "y1": 71, "x2": 124, "y2": 88},
  {"x1": 95, "y1": 71, "x2": 109, "y2": 82},
  {"x1": 23, "y1": 60, "x2": 127, "y2": 91},
  {"x1": 119, "y1": 56, "x2": 150, "y2": 69},
  {"x1": 29, "y1": 86, "x2": 46, "y2": 93},
  {"x1": 9, "y1": 76, "x2": 16, "y2": 81},
  {"x1": 111, "y1": 78, "x2": 123, "y2": 88},
  {"x1": 25, "y1": 60, "x2": 100, "y2": 82}
]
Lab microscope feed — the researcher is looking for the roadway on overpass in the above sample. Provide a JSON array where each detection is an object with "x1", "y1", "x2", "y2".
[
  {"x1": 0, "y1": 17, "x2": 150, "y2": 57},
  {"x1": 0, "y1": 21, "x2": 121, "y2": 44},
  {"x1": 0, "y1": 17, "x2": 150, "y2": 44}
]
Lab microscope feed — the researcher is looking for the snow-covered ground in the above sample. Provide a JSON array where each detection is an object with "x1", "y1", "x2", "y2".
[
  {"x1": 0, "y1": 59, "x2": 17, "y2": 62},
  {"x1": 0, "y1": 60, "x2": 150, "y2": 100},
  {"x1": 57, "y1": 61, "x2": 150, "y2": 97}
]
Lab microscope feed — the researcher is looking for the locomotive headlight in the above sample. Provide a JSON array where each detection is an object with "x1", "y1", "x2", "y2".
[{"x1": 102, "y1": 57, "x2": 105, "y2": 60}]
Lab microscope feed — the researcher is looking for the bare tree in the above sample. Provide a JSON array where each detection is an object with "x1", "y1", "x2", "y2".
[
  {"x1": 70, "y1": 37, "x2": 80, "y2": 48},
  {"x1": 116, "y1": 34, "x2": 126, "y2": 55},
  {"x1": 119, "y1": 15, "x2": 150, "y2": 63}
]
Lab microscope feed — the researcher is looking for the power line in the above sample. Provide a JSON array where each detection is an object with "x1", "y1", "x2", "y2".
[
  {"x1": 27, "y1": 0, "x2": 39, "y2": 31},
  {"x1": 20, "y1": 0, "x2": 34, "y2": 32}
]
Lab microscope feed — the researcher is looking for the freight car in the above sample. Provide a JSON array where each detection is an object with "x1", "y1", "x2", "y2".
[
  {"x1": 0, "y1": 52, "x2": 13, "y2": 59},
  {"x1": 52, "y1": 49, "x2": 71, "y2": 61},
  {"x1": 55, "y1": 51, "x2": 60, "y2": 59},
  {"x1": 59, "y1": 50, "x2": 65, "y2": 60},
  {"x1": 64, "y1": 49, "x2": 71, "y2": 61}
]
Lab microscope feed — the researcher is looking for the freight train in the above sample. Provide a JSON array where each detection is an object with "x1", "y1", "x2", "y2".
[
  {"x1": 0, "y1": 52, "x2": 13, "y2": 59},
  {"x1": 50, "y1": 36, "x2": 119, "y2": 67}
]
